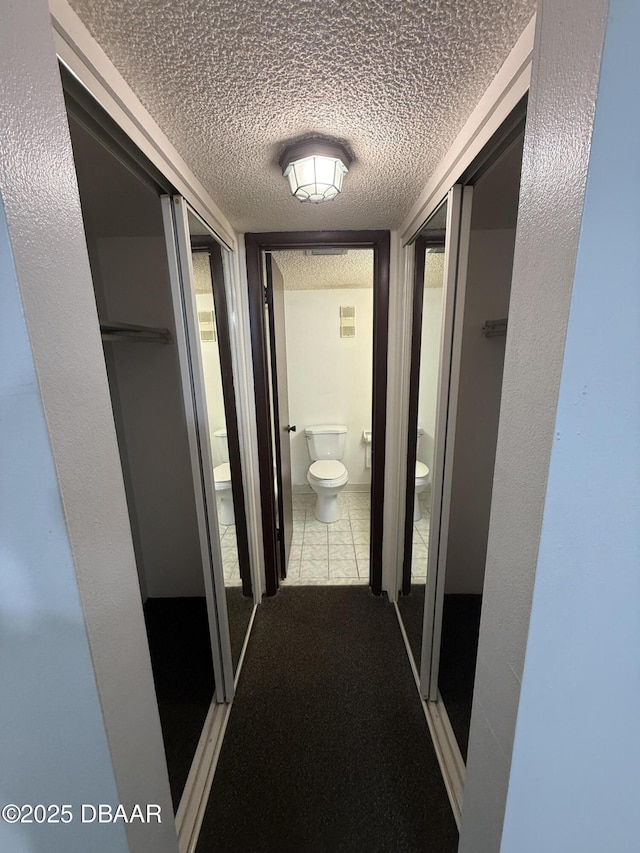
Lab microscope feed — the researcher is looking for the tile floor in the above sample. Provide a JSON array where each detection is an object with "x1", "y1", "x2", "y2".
[
  {"x1": 283, "y1": 491, "x2": 371, "y2": 586},
  {"x1": 219, "y1": 489, "x2": 431, "y2": 588},
  {"x1": 219, "y1": 513, "x2": 241, "y2": 587},
  {"x1": 410, "y1": 492, "x2": 431, "y2": 582}
]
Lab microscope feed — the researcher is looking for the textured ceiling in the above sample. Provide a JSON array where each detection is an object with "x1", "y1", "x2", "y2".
[
  {"x1": 273, "y1": 250, "x2": 373, "y2": 290},
  {"x1": 69, "y1": 0, "x2": 535, "y2": 233}
]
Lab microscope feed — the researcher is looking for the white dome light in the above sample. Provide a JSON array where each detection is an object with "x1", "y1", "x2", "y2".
[{"x1": 279, "y1": 139, "x2": 351, "y2": 204}]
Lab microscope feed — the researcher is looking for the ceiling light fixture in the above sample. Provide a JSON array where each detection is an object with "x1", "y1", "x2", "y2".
[{"x1": 279, "y1": 139, "x2": 351, "y2": 204}]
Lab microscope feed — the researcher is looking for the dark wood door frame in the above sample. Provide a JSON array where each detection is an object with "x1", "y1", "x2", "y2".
[
  {"x1": 192, "y1": 237, "x2": 252, "y2": 597},
  {"x1": 264, "y1": 254, "x2": 293, "y2": 583},
  {"x1": 245, "y1": 230, "x2": 391, "y2": 597},
  {"x1": 402, "y1": 237, "x2": 427, "y2": 596},
  {"x1": 402, "y1": 235, "x2": 446, "y2": 595}
]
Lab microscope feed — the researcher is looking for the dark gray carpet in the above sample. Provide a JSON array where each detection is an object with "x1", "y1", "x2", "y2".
[
  {"x1": 225, "y1": 587, "x2": 255, "y2": 671},
  {"x1": 438, "y1": 595, "x2": 482, "y2": 762},
  {"x1": 397, "y1": 582, "x2": 426, "y2": 668},
  {"x1": 144, "y1": 591, "x2": 253, "y2": 809},
  {"x1": 397, "y1": 590, "x2": 482, "y2": 761},
  {"x1": 144, "y1": 597, "x2": 215, "y2": 810},
  {"x1": 196, "y1": 586, "x2": 458, "y2": 853}
]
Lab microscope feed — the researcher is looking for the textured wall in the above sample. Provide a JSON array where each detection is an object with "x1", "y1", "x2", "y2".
[
  {"x1": 68, "y1": 0, "x2": 535, "y2": 232},
  {"x1": 459, "y1": 1, "x2": 609, "y2": 850},
  {"x1": 501, "y1": 0, "x2": 640, "y2": 848},
  {"x1": 0, "y1": 1, "x2": 177, "y2": 850},
  {"x1": 0, "y1": 172, "x2": 129, "y2": 853}
]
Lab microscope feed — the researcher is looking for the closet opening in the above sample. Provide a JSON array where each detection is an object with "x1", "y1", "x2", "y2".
[
  {"x1": 64, "y1": 77, "x2": 254, "y2": 818},
  {"x1": 397, "y1": 102, "x2": 526, "y2": 795}
]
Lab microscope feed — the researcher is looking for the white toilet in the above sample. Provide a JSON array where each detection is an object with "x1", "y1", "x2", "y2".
[
  {"x1": 305, "y1": 425, "x2": 349, "y2": 523},
  {"x1": 414, "y1": 460, "x2": 431, "y2": 522},
  {"x1": 213, "y1": 428, "x2": 235, "y2": 525}
]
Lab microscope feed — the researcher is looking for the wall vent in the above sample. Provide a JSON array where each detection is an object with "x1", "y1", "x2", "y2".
[
  {"x1": 340, "y1": 305, "x2": 356, "y2": 338},
  {"x1": 198, "y1": 309, "x2": 216, "y2": 342}
]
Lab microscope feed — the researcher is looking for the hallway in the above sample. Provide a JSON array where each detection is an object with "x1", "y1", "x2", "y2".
[{"x1": 196, "y1": 587, "x2": 458, "y2": 852}]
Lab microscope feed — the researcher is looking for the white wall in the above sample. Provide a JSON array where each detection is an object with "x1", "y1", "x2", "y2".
[
  {"x1": 194, "y1": 275, "x2": 227, "y2": 469},
  {"x1": 416, "y1": 253, "x2": 446, "y2": 475},
  {"x1": 459, "y1": 2, "x2": 609, "y2": 850},
  {"x1": 0, "y1": 193, "x2": 129, "y2": 853},
  {"x1": 445, "y1": 228, "x2": 515, "y2": 594},
  {"x1": 501, "y1": 1, "x2": 640, "y2": 849},
  {"x1": 284, "y1": 287, "x2": 373, "y2": 487},
  {"x1": 0, "y1": 2, "x2": 177, "y2": 850}
]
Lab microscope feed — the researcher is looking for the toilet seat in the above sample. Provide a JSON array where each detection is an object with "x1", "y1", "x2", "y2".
[
  {"x1": 213, "y1": 462, "x2": 232, "y2": 490},
  {"x1": 308, "y1": 459, "x2": 348, "y2": 487},
  {"x1": 415, "y1": 461, "x2": 430, "y2": 481}
]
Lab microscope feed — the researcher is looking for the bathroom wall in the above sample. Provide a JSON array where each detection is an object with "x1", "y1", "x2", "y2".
[
  {"x1": 194, "y1": 255, "x2": 227, "y2": 468},
  {"x1": 416, "y1": 251, "x2": 446, "y2": 478},
  {"x1": 283, "y1": 286, "x2": 373, "y2": 487}
]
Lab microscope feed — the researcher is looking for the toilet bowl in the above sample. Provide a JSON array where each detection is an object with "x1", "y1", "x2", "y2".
[
  {"x1": 307, "y1": 459, "x2": 349, "y2": 523},
  {"x1": 213, "y1": 462, "x2": 235, "y2": 525},
  {"x1": 414, "y1": 461, "x2": 430, "y2": 522},
  {"x1": 305, "y1": 425, "x2": 349, "y2": 523},
  {"x1": 213, "y1": 427, "x2": 234, "y2": 525}
]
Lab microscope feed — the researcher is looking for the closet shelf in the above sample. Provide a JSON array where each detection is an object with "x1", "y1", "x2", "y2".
[{"x1": 100, "y1": 321, "x2": 173, "y2": 345}]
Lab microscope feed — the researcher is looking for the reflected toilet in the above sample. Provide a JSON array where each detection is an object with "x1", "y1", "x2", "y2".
[
  {"x1": 213, "y1": 428, "x2": 234, "y2": 525},
  {"x1": 414, "y1": 461, "x2": 430, "y2": 522}
]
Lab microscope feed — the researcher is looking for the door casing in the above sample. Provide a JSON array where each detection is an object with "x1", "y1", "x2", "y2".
[{"x1": 245, "y1": 231, "x2": 391, "y2": 596}]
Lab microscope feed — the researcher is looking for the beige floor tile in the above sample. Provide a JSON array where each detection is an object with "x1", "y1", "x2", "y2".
[
  {"x1": 327, "y1": 518, "x2": 351, "y2": 531},
  {"x1": 299, "y1": 560, "x2": 329, "y2": 580},
  {"x1": 301, "y1": 544, "x2": 328, "y2": 562},
  {"x1": 304, "y1": 528, "x2": 328, "y2": 544},
  {"x1": 329, "y1": 544, "x2": 356, "y2": 561},
  {"x1": 328, "y1": 530, "x2": 354, "y2": 545},
  {"x1": 330, "y1": 560, "x2": 359, "y2": 578},
  {"x1": 348, "y1": 508, "x2": 370, "y2": 519},
  {"x1": 352, "y1": 531, "x2": 370, "y2": 545}
]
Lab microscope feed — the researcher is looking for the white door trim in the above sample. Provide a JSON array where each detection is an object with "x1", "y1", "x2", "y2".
[
  {"x1": 417, "y1": 186, "x2": 468, "y2": 696},
  {"x1": 424, "y1": 186, "x2": 473, "y2": 699},
  {"x1": 161, "y1": 195, "x2": 235, "y2": 702}
]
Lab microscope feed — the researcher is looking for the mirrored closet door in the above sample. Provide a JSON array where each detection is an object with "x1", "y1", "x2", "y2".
[
  {"x1": 163, "y1": 197, "x2": 255, "y2": 680},
  {"x1": 397, "y1": 186, "x2": 469, "y2": 679},
  {"x1": 397, "y1": 122, "x2": 525, "y2": 769}
]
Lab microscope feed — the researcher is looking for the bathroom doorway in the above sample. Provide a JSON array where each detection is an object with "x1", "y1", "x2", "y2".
[
  {"x1": 270, "y1": 248, "x2": 374, "y2": 586},
  {"x1": 245, "y1": 232, "x2": 390, "y2": 596}
]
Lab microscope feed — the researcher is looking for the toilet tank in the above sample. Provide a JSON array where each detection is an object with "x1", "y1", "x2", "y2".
[
  {"x1": 305, "y1": 425, "x2": 347, "y2": 460},
  {"x1": 214, "y1": 428, "x2": 229, "y2": 463}
]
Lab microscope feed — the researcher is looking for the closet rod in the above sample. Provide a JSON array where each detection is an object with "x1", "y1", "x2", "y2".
[{"x1": 100, "y1": 321, "x2": 172, "y2": 344}]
